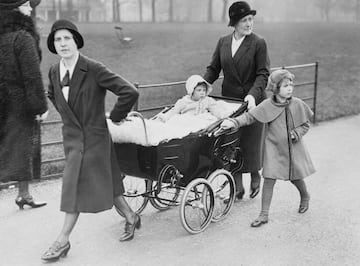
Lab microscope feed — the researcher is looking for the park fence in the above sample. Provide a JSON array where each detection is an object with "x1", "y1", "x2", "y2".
[{"x1": 0, "y1": 62, "x2": 318, "y2": 189}]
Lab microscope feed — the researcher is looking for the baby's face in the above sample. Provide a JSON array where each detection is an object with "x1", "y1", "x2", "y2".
[{"x1": 191, "y1": 84, "x2": 207, "y2": 101}]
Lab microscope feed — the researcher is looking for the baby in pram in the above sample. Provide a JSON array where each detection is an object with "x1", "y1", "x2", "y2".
[{"x1": 156, "y1": 75, "x2": 227, "y2": 122}]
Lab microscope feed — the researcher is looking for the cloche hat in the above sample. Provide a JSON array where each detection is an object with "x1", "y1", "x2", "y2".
[
  {"x1": 47, "y1": 19, "x2": 84, "y2": 54},
  {"x1": 185, "y1": 75, "x2": 213, "y2": 96},
  {"x1": 0, "y1": 0, "x2": 28, "y2": 10},
  {"x1": 228, "y1": 1, "x2": 256, "y2": 27}
]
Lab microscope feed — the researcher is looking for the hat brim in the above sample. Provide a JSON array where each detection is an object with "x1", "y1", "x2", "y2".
[
  {"x1": 228, "y1": 10, "x2": 256, "y2": 26},
  {"x1": 47, "y1": 28, "x2": 84, "y2": 54},
  {"x1": 0, "y1": 0, "x2": 28, "y2": 9}
]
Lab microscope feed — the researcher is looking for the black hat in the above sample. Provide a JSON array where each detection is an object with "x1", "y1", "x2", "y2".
[
  {"x1": 47, "y1": 19, "x2": 84, "y2": 54},
  {"x1": 0, "y1": 0, "x2": 28, "y2": 10},
  {"x1": 228, "y1": 1, "x2": 256, "y2": 27}
]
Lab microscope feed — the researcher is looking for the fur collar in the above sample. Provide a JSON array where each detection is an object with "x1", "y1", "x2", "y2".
[{"x1": 0, "y1": 10, "x2": 41, "y2": 59}]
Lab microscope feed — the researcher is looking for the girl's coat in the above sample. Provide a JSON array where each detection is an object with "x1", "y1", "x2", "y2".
[{"x1": 233, "y1": 96, "x2": 315, "y2": 180}]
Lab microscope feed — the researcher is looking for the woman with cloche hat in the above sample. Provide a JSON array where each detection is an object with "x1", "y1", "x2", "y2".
[
  {"x1": 203, "y1": 1, "x2": 270, "y2": 201},
  {"x1": 0, "y1": 0, "x2": 48, "y2": 209},
  {"x1": 41, "y1": 19, "x2": 141, "y2": 262}
]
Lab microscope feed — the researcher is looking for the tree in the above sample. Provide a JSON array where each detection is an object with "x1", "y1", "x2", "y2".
[
  {"x1": 222, "y1": 0, "x2": 229, "y2": 22},
  {"x1": 169, "y1": 0, "x2": 174, "y2": 22},
  {"x1": 151, "y1": 0, "x2": 156, "y2": 22},
  {"x1": 138, "y1": 0, "x2": 143, "y2": 22},
  {"x1": 207, "y1": 0, "x2": 213, "y2": 22},
  {"x1": 314, "y1": 0, "x2": 337, "y2": 21},
  {"x1": 113, "y1": 0, "x2": 119, "y2": 22}
]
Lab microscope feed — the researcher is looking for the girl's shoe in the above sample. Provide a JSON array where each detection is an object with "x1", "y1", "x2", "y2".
[
  {"x1": 119, "y1": 214, "x2": 141, "y2": 241},
  {"x1": 250, "y1": 216, "x2": 268, "y2": 227},
  {"x1": 41, "y1": 241, "x2": 70, "y2": 261},
  {"x1": 249, "y1": 186, "x2": 260, "y2": 199},
  {"x1": 298, "y1": 196, "x2": 310, "y2": 213},
  {"x1": 15, "y1": 196, "x2": 47, "y2": 209}
]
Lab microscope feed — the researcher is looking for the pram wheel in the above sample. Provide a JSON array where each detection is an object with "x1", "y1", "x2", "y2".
[
  {"x1": 179, "y1": 178, "x2": 215, "y2": 234},
  {"x1": 115, "y1": 176, "x2": 149, "y2": 217},
  {"x1": 206, "y1": 169, "x2": 235, "y2": 222}
]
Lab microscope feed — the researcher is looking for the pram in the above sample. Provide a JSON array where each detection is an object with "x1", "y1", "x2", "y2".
[{"x1": 111, "y1": 97, "x2": 247, "y2": 234}]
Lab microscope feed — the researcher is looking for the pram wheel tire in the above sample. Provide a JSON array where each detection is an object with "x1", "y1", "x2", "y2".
[
  {"x1": 115, "y1": 176, "x2": 149, "y2": 217},
  {"x1": 179, "y1": 178, "x2": 215, "y2": 234},
  {"x1": 206, "y1": 169, "x2": 235, "y2": 222}
]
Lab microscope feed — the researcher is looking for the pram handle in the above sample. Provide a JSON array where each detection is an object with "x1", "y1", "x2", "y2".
[{"x1": 127, "y1": 111, "x2": 149, "y2": 146}]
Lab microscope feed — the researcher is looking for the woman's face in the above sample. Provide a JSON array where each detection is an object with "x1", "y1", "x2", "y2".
[
  {"x1": 277, "y1": 78, "x2": 294, "y2": 100},
  {"x1": 191, "y1": 84, "x2": 207, "y2": 101},
  {"x1": 234, "y1": 14, "x2": 254, "y2": 37},
  {"x1": 54, "y1": 29, "x2": 78, "y2": 59},
  {"x1": 18, "y1": 1, "x2": 32, "y2": 16}
]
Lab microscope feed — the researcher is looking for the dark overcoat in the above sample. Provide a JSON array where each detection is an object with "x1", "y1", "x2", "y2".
[
  {"x1": 204, "y1": 32, "x2": 270, "y2": 172},
  {"x1": 0, "y1": 11, "x2": 47, "y2": 182},
  {"x1": 48, "y1": 54, "x2": 139, "y2": 213}
]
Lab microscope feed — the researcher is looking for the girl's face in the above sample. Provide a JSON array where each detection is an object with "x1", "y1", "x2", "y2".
[
  {"x1": 18, "y1": 1, "x2": 32, "y2": 16},
  {"x1": 54, "y1": 29, "x2": 78, "y2": 60},
  {"x1": 277, "y1": 78, "x2": 294, "y2": 101},
  {"x1": 234, "y1": 14, "x2": 254, "y2": 37},
  {"x1": 191, "y1": 84, "x2": 207, "y2": 101}
]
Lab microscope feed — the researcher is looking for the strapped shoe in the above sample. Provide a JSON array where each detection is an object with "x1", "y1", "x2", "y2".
[
  {"x1": 298, "y1": 197, "x2": 310, "y2": 214},
  {"x1": 41, "y1": 241, "x2": 70, "y2": 261},
  {"x1": 250, "y1": 216, "x2": 268, "y2": 228}
]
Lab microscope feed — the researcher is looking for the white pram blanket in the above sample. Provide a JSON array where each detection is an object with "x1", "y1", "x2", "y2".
[{"x1": 108, "y1": 101, "x2": 241, "y2": 146}]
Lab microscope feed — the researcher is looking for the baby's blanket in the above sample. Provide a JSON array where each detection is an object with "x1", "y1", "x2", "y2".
[{"x1": 108, "y1": 100, "x2": 242, "y2": 146}]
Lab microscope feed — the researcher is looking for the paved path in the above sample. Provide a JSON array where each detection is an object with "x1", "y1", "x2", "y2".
[{"x1": 1, "y1": 115, "x2": 360, "y2": 266}]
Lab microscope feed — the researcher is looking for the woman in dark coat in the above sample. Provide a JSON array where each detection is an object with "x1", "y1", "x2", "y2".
[
  {"x1": 204, "y1": 1, "x2": 270, "y2": 200},
  {"x1": 42, "y1": 20, "x2": 141, "y2": 262},
  {"x1": 0, "y1": 0, "x2": 48, "y2": 208}
]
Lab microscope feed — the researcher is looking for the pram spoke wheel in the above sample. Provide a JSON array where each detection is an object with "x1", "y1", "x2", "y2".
[
  {"x1": 180, "y1": 178, "x2": 215, "y2": 234},
  {"x1": 115, "y1": 176, "x2": 149, "y2": 217},
  {"x1": 206, "y1": 169, "x2": 235, "y2": 222}
]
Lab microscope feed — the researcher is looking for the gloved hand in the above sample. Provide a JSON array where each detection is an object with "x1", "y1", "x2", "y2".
[
  {"x1": 220, "y1": 118, "x2": 237, "y2": 130},
  {"x1": 244, "y1": 95, "x2": 256, "y2": 110},
  {"x1": 35, "y1": 110, "x2": 48, "y2": 122}
]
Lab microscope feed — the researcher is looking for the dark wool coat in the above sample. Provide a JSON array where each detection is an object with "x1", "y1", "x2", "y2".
[
  {"x1": 204, "y1": 32, "x2": 270, "y2": 172},
  {"x1": 0, "y1": 11, "x2": 47, "y2": 182},
  {"x1": 233, "y1": 96, "x2": 316, "y2": 180},
  {"x1": 48, "y1": 54, "x2": 139, "y2": 213}
]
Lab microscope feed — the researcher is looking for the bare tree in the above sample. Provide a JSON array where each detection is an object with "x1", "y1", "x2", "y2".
[
  {"x1": 169, "y1": 0, "x2": 174, "y2": 22},
  {"x1": 138, "y1": 0, "x2": 143, "y2": 22},
  {"x1": 314, "y1": 0, "x2": 337, "y2": 21},
  {"x1": 151, "y1": 0, "x2": 156, "y2": 22},
  {"x1": 207, "y1": 0, "x2": 213, "y2": 22},
  {"x1": 112, "y1": 0, "x2": 119, "y2": 22},
  {"x1": 222, "y1": 0, "x2": 229, "y2": 22}
]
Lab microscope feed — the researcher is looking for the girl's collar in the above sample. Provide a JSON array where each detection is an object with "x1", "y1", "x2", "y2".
[{"x1": 271, "y1": 94, "x2": 292, "y2": 107}]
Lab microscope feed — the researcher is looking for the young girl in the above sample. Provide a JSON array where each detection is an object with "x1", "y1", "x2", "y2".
[
  {"x1": 220, "y1": 69, "x2": 315, "y2": 227},
  {"x1": 157, "y1": 75, "x2": 226, "y2": 122}
]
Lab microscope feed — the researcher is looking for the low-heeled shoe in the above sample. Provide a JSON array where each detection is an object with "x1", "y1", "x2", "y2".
[
  {"x1": 119, "y1": 214, "x2": 141, "y2": 242},
  {"x1": 250, "y1": 218, "x2": 268, "y2": 228},
  {"x1": 249, "y1": 186, "x2": 260, "y2": 199},
  {"x1": 41, "y1": 241, "x2": 70, "y2": 261}
]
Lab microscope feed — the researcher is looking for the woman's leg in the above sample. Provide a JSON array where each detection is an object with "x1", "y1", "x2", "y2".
[
  {"x1": 251, "y1": 178, "x2": 276, "y2": 227},
  {"x1": 250, "y1": 171, "x2": 261, "y2": 198},
  {"x1": 56, "y1": 212, "x2": 80, "y2": 245},
  {"x1": 17, "y1": 181, "x2": 31, "y2": 198},
  {"x1": 115, "y1": 195, "x2": 141, "y2": 241},
  {"x1": 291, "y1": 179, "x2": 310, "y2": 213}
]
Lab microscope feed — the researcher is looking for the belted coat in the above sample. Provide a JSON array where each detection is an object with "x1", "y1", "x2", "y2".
[
  {"x1": 204, "y1": 32, "x2": 270, "y2": 172},
  {"x1": 48, "y1": 54, "x2": 139, "y2": 213}
]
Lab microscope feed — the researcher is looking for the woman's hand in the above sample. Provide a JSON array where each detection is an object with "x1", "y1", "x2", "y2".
[
  {"x1": 112, "y1": 118, "x2": 131, "y2": 126},
  {"x1": 244, "y1": 95, "x2": 256, "y2": 110},
  {"x1": 220, "y1": 118, "x2": 236, "y2": 130},
  {"x1": 35, "y1": 110, "x2": 48, "y2": 122}
]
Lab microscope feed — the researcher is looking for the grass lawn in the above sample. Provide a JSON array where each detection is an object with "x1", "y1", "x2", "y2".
[{"x1": 37, "y1": 22, "x2": 360, "y2": 174}]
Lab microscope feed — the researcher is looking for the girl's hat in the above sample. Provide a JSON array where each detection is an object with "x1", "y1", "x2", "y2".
[
  {"x1": 47, "y1": 19, "x2": 84, "y2": 54},
  {"x1": 266, "y1": 69, "x2": 295, "y2": 93},
  {"x1": 185, "y1": 75, "x2": 213, "y2": 96},
  {"x1": 0, "y1": 0, "x2": 28, "y2": 9},
  {"x1": 228, "y1": 1, "x2": 256, "y2": 27}
]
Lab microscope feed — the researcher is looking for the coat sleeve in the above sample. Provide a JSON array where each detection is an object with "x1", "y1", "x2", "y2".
[
  {"x1": 15, "y1": 32, "x2": 48, "y2": 115},
  {"x1": 232, "y1": 112, "x2": 257, "y2": 128},
  {"x1": 247, "y1": 38, "x2": 270, "y2": 104},
  {"x1": 95, "y1": 63, "x2": 139, "y2": 122},
  {"x1": 47, "y1": 67, "x2": 58, "y2": 111},
  {"x1": 291, "y1": 121, "x2": 310, "y2": 142},
  {"x1": 203, "y1": 38, "x2": 222, "y2": 84}
]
